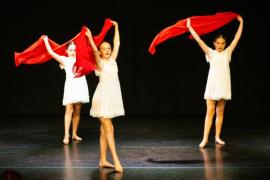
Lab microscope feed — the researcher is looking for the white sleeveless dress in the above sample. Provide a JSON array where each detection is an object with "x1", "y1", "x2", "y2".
[
  {"x1": 90, "y1": 58, "x2": 125, "y2": 118},
  {"x1": 204, "y1": 48, "x2": 232, "y2": 100},
  {"x1": 61, "y1": 56, "x2": 89, "y2": 105}
]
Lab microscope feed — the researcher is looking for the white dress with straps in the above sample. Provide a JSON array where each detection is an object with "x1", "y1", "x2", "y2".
[
  {"x1": 90, "y1": 58, "x2": 125, "y2": 118},
  {"x1": 204, "y1": 48, "x2": 232, "y2": 100}
]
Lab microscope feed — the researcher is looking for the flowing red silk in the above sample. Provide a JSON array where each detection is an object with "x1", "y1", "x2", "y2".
[
  {"x1": 14, "y1": 18, "x2": 113, "y2": 77},
  {"x1": 148, "y1": 12, "x2": 239, "y2": 55},
  {"x1": 74, "y1": 19, "x2": 113, "y2": 77}
]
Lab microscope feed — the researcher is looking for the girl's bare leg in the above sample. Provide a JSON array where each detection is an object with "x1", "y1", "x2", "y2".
[
  {"x1": 99, "y1": 118, "x2": 123, "y2": 172},
  {"x1": 199, "y1": 99, "x2": 216, "y2": 148},
  {"x1": 72, "y1": 103, "x2": 82, "y2": 141},
  {"x1": 215, "y1": 100, "x2": 226, "y2": 145},
  {"x1": 99, "y1": 123, "x2": 114, "y2": 168},
  {"x1": 63, "y1": 104, "x2": 73, "y2": 145}
]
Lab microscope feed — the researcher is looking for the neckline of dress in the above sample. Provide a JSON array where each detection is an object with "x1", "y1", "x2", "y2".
[
  {"x1": 101, "y1": 58, "x2": 112, "y2": 63},
  {"x1": 214, "y1": 49, "x2": 226, "y2": 53},
  {"x1": 67, "y1": 56, "x2": 76, "y2": 61}
]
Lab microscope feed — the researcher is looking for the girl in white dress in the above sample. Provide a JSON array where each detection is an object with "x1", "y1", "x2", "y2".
[
  {"x1": 43, "y1": 36, "x2": 89, "y2": 145},
  {"x1": 187, "y1": 16, "x2": 243, "y2": 148},
  {"x1": 85, "y1": 20, "x2": 124, "y2": 173}
]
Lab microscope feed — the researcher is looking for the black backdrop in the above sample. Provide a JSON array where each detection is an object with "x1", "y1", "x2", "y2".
[{"x1": 0, "y1": 0, "x2": 269, "y2": 119}]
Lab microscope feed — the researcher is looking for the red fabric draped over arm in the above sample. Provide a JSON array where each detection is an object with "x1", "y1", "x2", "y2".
[
  {"x1": 73, "y1": 18, "x2": 113, "y2": 77},
  {"x1": 14, "y1": 18, "x2": 113, "y2": 78},
  {"x1": 14, "y1": 33, "x2": 81, "y2": 67},
  {"x1": 148, "y1": 12, "x2": 239, "y2": 55},
  {"x1": 14, "y1": 36, "x2": 62, "y2": 67}
]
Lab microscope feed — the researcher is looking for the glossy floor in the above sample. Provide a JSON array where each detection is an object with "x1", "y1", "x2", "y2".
[{"x1": 0, "y1": 116, "x2": 269, "y2": 180}]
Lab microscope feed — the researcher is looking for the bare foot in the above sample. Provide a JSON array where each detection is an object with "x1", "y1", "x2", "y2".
[
  {"x1": 63, "y1": 136, "x2": 69, "y2": 145},
  {"x1": 114, "y1": 161, "x2": 123, "y2": 173},
  {"x1": 215, "y1": 137, "x2": 225, "y2": 145},
  {"x1": 72, "y1": 135, "x2": 82, "y2": 141},
  {"x1": 99, "y1": 161, "x2": 114, "y2": 168},
  {"x1": 114, "y1": 172, "x2": 124, "y2": 179},
  {"x1": 199, "y1": 140, "x2": 208, "y2": 148}
]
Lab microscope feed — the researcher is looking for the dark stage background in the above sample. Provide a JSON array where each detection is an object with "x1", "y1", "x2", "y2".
[{"x1": 0, "y1": 0, "x2": 269, "y2": 120}]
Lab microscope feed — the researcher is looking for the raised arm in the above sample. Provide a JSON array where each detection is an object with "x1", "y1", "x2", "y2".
[
  {"x1": 110, "y1": 21, "x2": 120, "y2": 60},
  {"x1": 43, "y1": 36, "x2": 64, "y2": 66},
  {"x1": 226, "y1": 16, "x2": 243, "y2": 53},
  {"x1": 186, "y1": 18, "x2": 210, "y2": 56},
  {"x1": 85, "y1": 28, "x2": 101, "y2": 70}
]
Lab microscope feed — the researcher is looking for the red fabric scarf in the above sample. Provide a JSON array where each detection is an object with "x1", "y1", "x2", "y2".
[
  {"x1": 148, "y1": 12, "x2": 239, "y2": 55},
  {"x1": 14, "y1": 19, "x2": 113, "y2": 77},
  {"x1": 73, "y1": 19, "x2": 113, "y2": 77}
]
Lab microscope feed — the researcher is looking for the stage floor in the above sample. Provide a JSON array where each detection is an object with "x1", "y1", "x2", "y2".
[{"x1": 0, "y1": 115, "x2": 269, "y2": 180}]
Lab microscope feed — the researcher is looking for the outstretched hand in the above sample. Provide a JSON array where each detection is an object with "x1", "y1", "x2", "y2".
[
  {"x1": 237, "y1": 15, "x2": 243, "y2": 23},
  {"x1": 111, "y1": 20, "x2": 118, "y2": 26},
  {"x1": 85, "y1": 28, "x2": 92, "y2": 38},
  {"x1": 43, "y1": 35, "x2": 48, "y2": 41}
]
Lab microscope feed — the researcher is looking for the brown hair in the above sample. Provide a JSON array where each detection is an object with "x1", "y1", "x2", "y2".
[
  {"x1": 66, "y1": 41, "x2": 76, "y2": 49},
  {"x1": 214, "y1": 34, "x2": 227, "y2": 43}
]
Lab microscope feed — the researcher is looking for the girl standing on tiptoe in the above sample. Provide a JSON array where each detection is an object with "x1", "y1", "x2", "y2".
[{"x1": 85, "y1": 20, "x2": 124, "y2": 172}]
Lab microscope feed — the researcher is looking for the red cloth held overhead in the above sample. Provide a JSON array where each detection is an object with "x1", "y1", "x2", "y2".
[
  {"x1": 148, "y1": 12, "x2": 239, "y2": 55},
  {"x1": 74, "y1": 19, "x2": 113, "y2": 77},
  {"x1": 14, "y1": 18, "x2": 113, "y2": 77}
]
